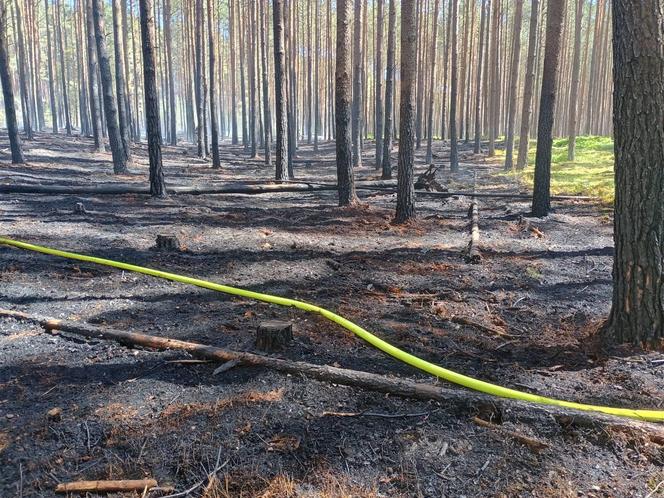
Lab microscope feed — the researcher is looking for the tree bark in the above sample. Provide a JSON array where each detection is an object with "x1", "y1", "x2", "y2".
[
  {"x1": 13, "y1": 0, "x2": 33, "y2": 139},
  {"x1": 395, "y1": 0, "x2": 417, "y2": 223},
  {"x1": 207, "y1": 0, "x2": 221, "y2": 168},
  {"x1": 260, "y1": 0, "x2": 271, "y2": 164},
  {"x1": 164, "y1": 0, "x2": 177, "y2": 145},
  {"x1": 424, "y1": 0, "x2": 441, "y2": 165},
  {"x1": 351, "y1": 0, "x2": 363, "y2": 168},
  {"x1": 91, "y1": 0, "x2": 128, "y2": 174},
  {"x1": 503, "y1": 0, "x2": 524, "y2": 171},
  {"x1": 194, "y1": 0, "x2": 205, "y2": 158},
  {"x1": 0, "y1": 1, "x2": 24, "y2": 163},
  {"x1": 487, "y1": 0, "x2": 501, "y2": 156},
  {"x1": 44, "y1": 0, "x2": 58, "y2": 134},
  {"x1": 473, "y1": 0, "x2": 488, "y2": 154},
  {"x1": 532, "y1": 0, "x2": 566, "y2": 217},
  {"x1": 604, "y1": 0, "x2": 664, "y2": 347},
  {"x1": 380, "y1": 0, "x2": 396, "y2": 180},
  {"x1": 55, "y1": 0, "x2": 72, "y2": 136},
  {"x1": 138, "y1": 0, "x2": 167, "y2": 197},
  {"x1": 273, "y1": 0, "x2": 289, "y2": 181},
  {"x1": 449, "y1": 0, "x2": 459, "y2": 172},
  {"x1": 85, "y1": 0, "x2": 104, "y2": 152},
  {"x1": 566, "y1": 0, "x2": 584, "y2": 161},
  {"x1": 516, "y1": 0, "x2": 540, "y2": 170},
  {"x1": 228, "y1": 0, "x2": 238, "y2": 144},
  {"x1": 112, "y1": 0, "x2": 132, "y2": 161},
  {"x1": 374, "y1": 0, "x2": 384, "y2": 169},
  {"x1": 335, "y1": 0, "x2": 358, "y2": 205}
]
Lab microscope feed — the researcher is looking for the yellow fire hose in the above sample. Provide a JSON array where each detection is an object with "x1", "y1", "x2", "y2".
[{"x1": 1, "y1": 236, "x2": 662, "y2": 422}]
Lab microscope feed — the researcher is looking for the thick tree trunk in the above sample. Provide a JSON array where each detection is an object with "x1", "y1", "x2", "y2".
[
  {"x1": 566, "y1": 0, "x2": 584, "y2": 161},
  {"x1": 449, "y1": 0, "x2": 459, "y2": 172},
  {"x1": 424, "y1": 0, "x2": 441, "y2": 165},
  {"x1": 112, "y1": 0, "x2": 131, "y2": 162},
  {"x1": 395, "y1": 0, "x2": 417, "y2": 223},
  {"x1": 55, "y1": 0, "x2": 72, "y2": 136},
  {"x1": 273, "y1": 0, "x2": 289, "y2": 181},
  {"x1": 45, "y1": 0, "x2": 58, "y2": 134},
  {"x1": 473, "y1": 0, "x2": 487, "y2": 154},
  {"x1": 532, "y1": 0, "x2": 566, "y2": 217},
  {"x1": 85, "y1": 0, "x2": 104, "y2": 152},
  {"x1": 138, "y1": 0, "x2": 167, "y2": 197},
  {"x1": 0, "y1": 1, "x2": 24, "y2": 163},
  {"x1": 351, "y1": 0, "x2": 363, "y2": 168},
  {"x1": 503, "y1": 0, "x2": 524, "y2": 171},
  {"x1": 335, "y1": 0, "x2": 358, "y2": 205},
  {"x1": 604, "y1": 0, "x2": 664, "y2": 347},
  {"x1": 381, "y1": 0, "x2": 396, "y2": 180},
  {"x1": 91, "y1": 0, "x2": 129, "y2": 174},
  {"x1": 516, "y1": 0, "x2": 540, "y2": 170}
]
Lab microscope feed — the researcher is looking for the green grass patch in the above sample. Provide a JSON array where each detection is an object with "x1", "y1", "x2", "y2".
[{"x1": 498, "y1": 136, "x2": 615, "y2": 204}]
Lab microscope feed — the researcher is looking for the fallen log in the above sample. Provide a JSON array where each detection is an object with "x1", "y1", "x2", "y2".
[
  {"x1": 465, "y1": 196, "x2": 482, "y2": 264},
  {"x1": 2, "y1": 309, "x2": 662, "y2": 438},
  {"x1": 0, "y1": 181, "x2": 595, "y2": 201},
  {"x1": 55, "y1": 479, "x2": 158, "y2": 494}
]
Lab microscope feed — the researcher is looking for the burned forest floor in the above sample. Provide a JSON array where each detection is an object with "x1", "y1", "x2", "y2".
[{"x1": 1, "y1": 133, "x2": 663, "y2": 497}]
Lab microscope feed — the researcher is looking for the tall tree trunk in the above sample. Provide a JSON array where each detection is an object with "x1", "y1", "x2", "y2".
[
  {"x1": 56, "y1": 0, "x2": 72, "y2": 135},
  {"x1": 91, "y1": 0, "x2": 128, "y2": 174},
  {"x1": 0, "y1": 1, "x2": 24, "y2": 163},
  {"x1": 425, "y1": 0, "x2": 441, "y2": 164},
  {"x1": 228, "y1": 0, "x2": 238, "y2": 144},
  {"x1": 112, "y1": 0, "x2": 131, "y2": 161},
  {"x1": 238, "y1": 1, "x2": 248, "y2": 149},
  {"x1": 164, "y1": 0, "x2": 177, "y2": 145},
  {"x1": 532, "y1": 0, "x2": 566, "y2": 217},
  {"x1": 473, "y1": 0, "x2": 488, "y2": 154},
  {"x1": 374, "y1": 0, "x2": 384, "y2": 169},
  {"x1": 395, "y1": 0, "x2": 417, "y2": 223},
  {"x1": 13, "y1": 0, "x2": 33, "y2": 139},
  {"x1": 207, "y1": 0, "x2": 220, "y2": 168},
  {"x1": 449, "y1": 0, "x2": 459, "y2": 172},
  {"x1": 566, "y1": 0, "x2": 584, "y2": 160},
  {"x1": 503, "y1": 0, "x2": 524, "y2": 170},
  {"x1": 605, "y1": 0, "x2": 664, "y2": 346},
  {"x1": 85, "y1": 0, "x2": 104, "y2": 152},
  {"x1": 260, "y1": 0, "x2": 271, "y2": 164},
  {"x1": 335, "y1": 0, "x2": 358, "y2": 205},
  {"x1": 194, "y1": 0, "x2": 205, "y2": 157},
  {"x1": 273, "y1": 0, "x2": 289, "y2": 181},
  {"x1": 487, "y1": 0, "x2": 501, "y2": 157},
  {"x1": 248, "y1": 0, "x2": 257, "y2": 157},
  {"x1": 313, "y1": 0, "x2": 320, "y2": 152},
  {"x1": 351, "y1": 0, "x2": 363, "y2": 168},
  {"x1": 516, "y1": 0, "x2": 540, "y2": 170},
  {"x1": 45, "y1": 0, "x2": 59, "y2": 134},
  {"x1": 381, "y1": 0, "x2": 396, "y2": 180},
  {"x1": 138, "y1": 0, "x2": 167, "y2": 197}
]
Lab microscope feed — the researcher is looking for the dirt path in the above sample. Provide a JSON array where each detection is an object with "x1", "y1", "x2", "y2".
[{"x1": 1, "y1": 134, "x2": 662, "y2": 497}]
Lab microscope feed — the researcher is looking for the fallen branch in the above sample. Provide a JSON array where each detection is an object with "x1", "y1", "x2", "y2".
[
  {"x1": 465, "y1": 196, "x2": 482, "y2": 264},
  {"x1": 472, "y1": 416, "x2": 549, "y2": 453},
  {"x1": 2, "y1": 309, "x2": 663, "y2": 439},
  {"x1": 55, "y1": 479, "x2": 158, "y2": 494}
]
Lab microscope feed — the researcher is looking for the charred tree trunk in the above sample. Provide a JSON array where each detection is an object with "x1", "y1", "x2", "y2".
[
  {"x1": 55, "y1": 0, "x2": 72, "y2": 135},
  {"x1": 0, "y1": 1, "x2": 24, "y2": 163},
  {"x1": 112, "y1": 0, "x2": 131, "y2": 161},
  {"x1": 335, "y1": 0, "x2": 358, "y2": 205},
  {"x1": 14, "y1": 0, "x2": 33, "y2": 139},
  {"x1": 91, "y1": 0, "x2": 128, "y2": 174},
  {"x1": 273, "y1": 0, "x2": 289, "y2": 181},
  {"x1": 45, "y1": 0, "x2": 58, "y2": 134},
  {"x1": 516, "y1": 0, "x2": 540, "y2": 170},
  {"x1": 228, "y1": 0, "x2": 238, "y2": 144},
  {"x1": 381, "y1": 0, "x2": 396, "y2": 180},
  {"x1": 164, "y1": 0, "x2": 177, "y2": 145},
  {"x1": 604, "y1": 0, "x2": 664, "y2": 346},
  {"x1": 395, "y1": 0, "x2": 417, "y2": 223},
  {"x1": 374, "y1": 0, "x2": 384, "y2": 169},
  {"x1": 351, "y1": 0, "x2": 363, "y2": 168},
  {"x1": 473, "y1": 0, "x2": 488, "y2": 154},
  {"x1": 85, "y1": 0, "x2": 104, "y2": 152},
  {"x1": 449, "y1": 0, "x2": 459, "y2": 172},
  {"x1": 503, "y1": 0, "x2": 524, "y2": 170},
  {"x1": 194, "y1": 0, "x2": 205, "y2": 158},
  {"x1": 424, "y1": 0, "x2": 441, "y2": 165},
  {"x1": 260, "y1": 0, "x2": 271, "y2": 164},
  {"x1": 138, "y1": 0, "x2": 167, "y2": 197},
  {"x1": 532, "y1": 0, "x2": 566, "y2": 217},
  {"x1": 207, "y1": 0, "x2": 220, "y2": 168}
]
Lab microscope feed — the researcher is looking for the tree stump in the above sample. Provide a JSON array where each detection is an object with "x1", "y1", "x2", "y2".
[
  {"x1": 73, "y1": 202, "x2": 87, "y2": 214},
  {"x1": 255, "y1": 321, "x2": 293, "y2": 352},
  {"x1": 154, "y1": 234, "x2": 181, "y2": 252}
]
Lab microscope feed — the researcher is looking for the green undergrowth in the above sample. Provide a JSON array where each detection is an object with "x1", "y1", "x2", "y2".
[{"x1": 497, "y1": 136, "x2": 615, "y2": 204}]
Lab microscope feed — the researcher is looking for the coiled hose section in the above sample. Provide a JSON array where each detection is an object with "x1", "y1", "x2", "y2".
[{"x1": 0, "y1": 237, "x2": 662, "y2": 422}]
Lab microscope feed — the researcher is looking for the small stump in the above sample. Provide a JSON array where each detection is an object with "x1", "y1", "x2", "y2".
[
  {"x1": 256, "y1": 320, "x2": 293, "y2": 352},
  {"x1": 155, "y1": 234, "x2": 181, "y2": 252},
  {"x1": 73, "y1": 202, "x2": 87, "y2": 214}
]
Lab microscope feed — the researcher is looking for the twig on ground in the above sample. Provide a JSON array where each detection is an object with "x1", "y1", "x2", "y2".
[
  {"x1": 472, "y1": 416, "x2": 549, "y2": 453},
  {"x1": 321, "y1": 411, "x2": 430, "y2": 419}
]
